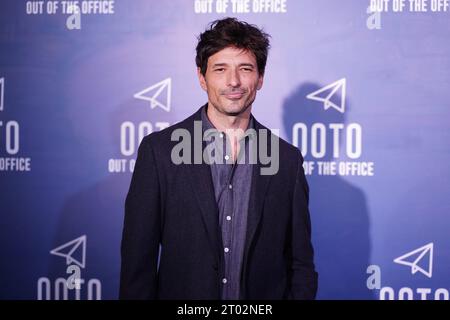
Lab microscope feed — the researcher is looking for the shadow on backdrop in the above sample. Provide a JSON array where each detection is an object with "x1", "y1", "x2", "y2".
[{"x1": 282, "y1": 82, "x2": 373, "y2": 299}]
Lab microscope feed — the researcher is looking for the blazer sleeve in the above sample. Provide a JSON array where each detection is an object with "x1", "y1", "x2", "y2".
[
  {"x1": 289, "y1": 150, "x2": 318, "y2": 299},
  {"x1": 119, "y1": 136, "x2": 161, "y2": 299}
]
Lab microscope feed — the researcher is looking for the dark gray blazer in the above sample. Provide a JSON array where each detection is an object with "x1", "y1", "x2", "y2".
[{"x1": 119, "y1": 105, "x2": 318, "y2": 299}]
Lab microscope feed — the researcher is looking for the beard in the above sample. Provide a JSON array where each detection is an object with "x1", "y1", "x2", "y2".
[{"x1": 217, "y1": 88, "x2": 254, "y2": 116}]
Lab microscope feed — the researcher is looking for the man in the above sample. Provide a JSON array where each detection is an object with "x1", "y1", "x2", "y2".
[{"x1": 120, "y1": 17, "x2": 318, "y2": 300}]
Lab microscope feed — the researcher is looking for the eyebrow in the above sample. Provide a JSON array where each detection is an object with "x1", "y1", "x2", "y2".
[{"x1": 212, "y1": 63, "x2": 255, "y2": 68}]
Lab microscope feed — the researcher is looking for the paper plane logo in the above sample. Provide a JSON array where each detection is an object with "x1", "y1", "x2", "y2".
[
  {"x1": 134, "y1": 78, "x2": 171, "y2": 112},
  {"x1": 0, "y1": 77, "x2": 4, "y2": 111},
  {"x1": 393, "y1": 243, "x2": 433, "y2": 278},
  {"x1": 306, "y1": 78, "x2": 346, "y2": 113},
  {"x1": 50, "y1": 235, "x2": 86, "y2": 269}
]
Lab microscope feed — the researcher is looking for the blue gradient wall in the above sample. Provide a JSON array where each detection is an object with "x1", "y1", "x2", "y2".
[{"x1": 1, "y1": 0, "x2": 449, "y2": 300}]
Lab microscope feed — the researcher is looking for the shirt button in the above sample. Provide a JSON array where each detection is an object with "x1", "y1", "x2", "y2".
[
  {"x1": 228, "y1": 184, "x2": 232, "y2": 190},
  {"x1": 226, "y1": 216, "x2": 231, "y2": 221},
  {"x1": 222, "y1": 278, "x2": 227, "y2": 284},
  {"x1": 224, "y1": 247, "x2": 230, "y2": 253},
  {"x1": 220, "y1": 133, "x2": 224, "y2": 138},
  {"x1": 224, "y1": 155, "x2": 230, "y2": 161}
]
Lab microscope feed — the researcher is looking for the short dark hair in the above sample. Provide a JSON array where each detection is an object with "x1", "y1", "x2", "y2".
[{"x1": 195, "y1": 17, "x2": 271, "y2": 76}]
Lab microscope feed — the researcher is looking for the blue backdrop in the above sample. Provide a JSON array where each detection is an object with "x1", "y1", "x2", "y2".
[{"x1": 1, "y1": 0, "x2": 449, "y2": 300}]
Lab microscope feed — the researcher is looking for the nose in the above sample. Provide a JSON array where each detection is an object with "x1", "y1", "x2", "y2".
[{"x1": 227, "y1": 69, "x2": 241, "y2": 88}]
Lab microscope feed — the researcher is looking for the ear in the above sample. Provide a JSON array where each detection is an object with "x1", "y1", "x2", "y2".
[
  {"x1": 257, "y1": 74, "x2": 264, "y2": 90},
  {"x1": 197, "y1": 67, "x2": 207, "y2": 91}
]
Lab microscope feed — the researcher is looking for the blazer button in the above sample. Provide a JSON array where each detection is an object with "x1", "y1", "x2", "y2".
[{"x1": 213, "y1": 264, "x2": 218, "y2": 271}]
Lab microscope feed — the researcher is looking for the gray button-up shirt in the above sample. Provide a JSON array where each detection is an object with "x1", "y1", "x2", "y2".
[{"x1": 201, "y1": 105, "x2": 255, "y2": 300}]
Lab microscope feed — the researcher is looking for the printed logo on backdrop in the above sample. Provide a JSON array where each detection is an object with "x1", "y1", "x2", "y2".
[
  {"x1": 25, "y1": 0, "x2": 115, "y2": 30},
  {"x1": 134, "y1": 78, "x2": 172, "y2": 112},
  {"x1": 37, "y1": 235, "x2": 102, "y2": 300},
  {"x1": 292, "y1": 78, "x2": 375, "y2": 177},
  {"x1": 194, "y1": 0, "x2": 288, "y2": 14},
  {"x1": 366, "y1": 243, "x2": 449, "y2": 300},
  {"x1": 0, "y1": 77, "x2": 32, "y2": 173},
  {"x1": 367, "y1": 0, "x2": 449, "y2": 29},
  {"x1": 107, "y1": 78, "x2": 172, "y2": 174},
  {"x1": 394, "y1": 242, "x2": 433, "y2": 278}
]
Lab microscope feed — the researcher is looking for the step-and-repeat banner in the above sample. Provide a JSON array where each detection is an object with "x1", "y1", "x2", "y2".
[{"x1": 1, "y1": 0, "x2": 449, "y2": 300}]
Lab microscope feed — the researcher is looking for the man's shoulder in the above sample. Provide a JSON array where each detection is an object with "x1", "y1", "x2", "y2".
[
  {"x1": 254, "y1": 119, "x2": 302, "y2": 160},
  {"x1": 141, "y1": 106, "x2": 202, "y2": 148}
]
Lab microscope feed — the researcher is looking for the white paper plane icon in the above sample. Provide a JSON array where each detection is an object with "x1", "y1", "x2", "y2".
[
  {"x1": 134, "y1": 78, "x2": 171, "y2": 112},
  {"x1": 306, "y1": 78, "x2": 346, "y2": 113},
  {"x1": 50, "y1": 235, "x2": 86, "y2": 268},
  {"x1": 393, "y1": 242, "x2": 433, "y2": 278},
  {"x1": 0, "y1": 77, "x2": 4, "y2": 111}
]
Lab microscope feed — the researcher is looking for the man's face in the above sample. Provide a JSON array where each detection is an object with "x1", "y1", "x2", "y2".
[{"x1": 198, "y1": 46, "x2": 264, "y2": 117}]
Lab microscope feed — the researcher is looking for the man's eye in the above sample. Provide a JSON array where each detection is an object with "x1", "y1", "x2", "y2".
[
  {"x1": 241, "y1": 68, "x2": 253, "y2": 72},
  {"x1": 214, "y1": 68, "x2": 225, "y2": 72}
]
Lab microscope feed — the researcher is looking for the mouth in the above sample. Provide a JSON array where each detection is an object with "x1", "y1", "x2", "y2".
[{"x1": 223, "y1": 91, "x2": 245, "y2": 100}]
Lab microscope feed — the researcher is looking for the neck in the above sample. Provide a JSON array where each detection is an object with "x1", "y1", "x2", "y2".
[{"x1": 206, "y1": 103, "x2": 251, "y2": 133}]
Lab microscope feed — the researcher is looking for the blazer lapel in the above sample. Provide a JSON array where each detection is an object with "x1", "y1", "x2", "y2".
[
  {"x1": 185, "y1": 107, "x2": 222, "y2": 262},
  {"x1": 187, "y1": 160, "x2": 222, "y2": 262},
  {"x1": 240, "y1": 119, "x2": 273, "y2": 298},
  {"x1": 247, "y1": 118, "x2": 273, "y2": 246},
  {"x1": 244, "y1": 156, "x2": 272, "y2": 262}
]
